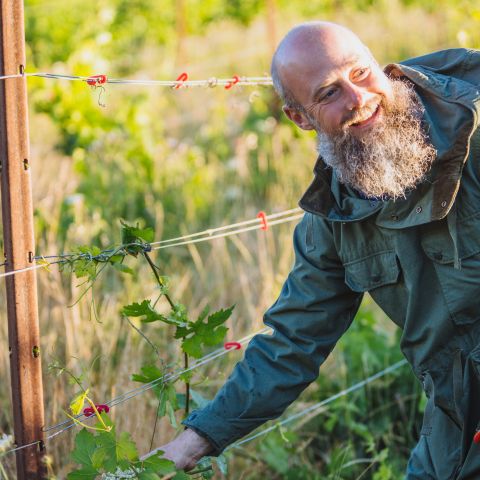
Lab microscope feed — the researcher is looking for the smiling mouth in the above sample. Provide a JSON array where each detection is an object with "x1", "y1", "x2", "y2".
[{"x1": 350, "y1": 104, "x2": 381, "y2": 128}]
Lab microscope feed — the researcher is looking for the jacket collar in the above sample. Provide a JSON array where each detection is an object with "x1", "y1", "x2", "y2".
[{"x1": 299, "y1": 53, "x2": 480, "y2": 227}]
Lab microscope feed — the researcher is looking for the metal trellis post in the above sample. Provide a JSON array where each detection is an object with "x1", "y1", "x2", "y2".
[{"x1": 0, "y1": 0, "x2": 47, "y2": 478}]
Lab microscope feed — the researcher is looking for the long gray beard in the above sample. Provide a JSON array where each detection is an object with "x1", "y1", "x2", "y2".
[{"x1": 316, "y1": 80, "x2": 436, "y2": 200}]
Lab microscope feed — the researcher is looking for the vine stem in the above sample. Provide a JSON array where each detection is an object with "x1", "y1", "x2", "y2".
[
  {"x1": 184, "y1": 352, "x2": 190, "y2": 415},
  {"x1": 142, "y1": 251, "x2": 191, "y2": 425},
  {"x1": 142, "y1": 251, "x2": 174, "y2": 309}
]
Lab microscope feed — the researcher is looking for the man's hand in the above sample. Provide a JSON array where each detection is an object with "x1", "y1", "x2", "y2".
[{"x1": 147, "y1": 428, "x2": 214, "y2": 471}]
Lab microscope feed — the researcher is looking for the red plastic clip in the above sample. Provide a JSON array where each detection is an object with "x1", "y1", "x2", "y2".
[
  {"x1": 257, "y1": 211, "x2": 268, "y2": 231},
  {"x1": 224, "y1": 342, "x2": 242, "y2": 350},
  {"x1": 474, "y1": 430, "x2": 480, "y2": 444},
  {"x1": 83, "y1": 404, "x2": 110, "y2": 417},
  {"x1": 86, "y1": 75, "x2": 108, "y2": 86},
  {"x1": 174, "y1": 72, "x2": 188, "y2": 89},
  {"x1": 225, "y1": 75, "x2": 240, "y2": 90}
]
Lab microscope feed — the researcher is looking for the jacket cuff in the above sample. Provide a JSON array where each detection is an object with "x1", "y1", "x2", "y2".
[
  {"x1": 182, "y1": 410, "x2": 226, "y2": 455},
  {"x1": 182, "y1": 407, "x2": 269, "y2": 455}
]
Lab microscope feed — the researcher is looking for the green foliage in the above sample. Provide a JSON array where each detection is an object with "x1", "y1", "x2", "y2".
[
  {"x1": 123, "y1": 300, "x2": 234, "y2": 358},
  {"x1": 55, "y1": 219, "x2": 232, "y2": 478},
  {"x1": 120, "y1": 221, "x2": 154, "y2": 249},
  {"x1": 176, "y1": 306, "x2": 234, "y2": 358},
  {"x1": 68, "y1": 425, "x2": 178, "y2": 479}
]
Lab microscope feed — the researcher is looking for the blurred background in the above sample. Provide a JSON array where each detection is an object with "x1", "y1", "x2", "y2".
[{"x1": 1, "y1": 0, "x2": 479, "y2": 478}]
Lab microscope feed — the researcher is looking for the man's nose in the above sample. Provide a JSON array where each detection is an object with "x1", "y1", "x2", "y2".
[{"x1": 345, "y1": 83, "x2": 368, "y2": 110}]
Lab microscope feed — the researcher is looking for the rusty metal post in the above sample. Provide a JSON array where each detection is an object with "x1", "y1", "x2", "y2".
[{"x1": 0, "y1": 1, "x2": 47, "y2": 478}]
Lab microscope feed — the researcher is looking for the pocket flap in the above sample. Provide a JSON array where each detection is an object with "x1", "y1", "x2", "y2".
[
  {"x1": 421, "y1": 214, "x2": 480, "y2": 264},
  {"x1": 344, "y1": 251, "x2": 400, "y2": 292}
]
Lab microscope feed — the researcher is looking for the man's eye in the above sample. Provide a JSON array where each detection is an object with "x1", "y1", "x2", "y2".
[
  {"x1": 354, "y1": 68, "x2": 369, "y2": 80},
  {"x1": 322, "y1": 88, "x2": 338, "y2": 100}
]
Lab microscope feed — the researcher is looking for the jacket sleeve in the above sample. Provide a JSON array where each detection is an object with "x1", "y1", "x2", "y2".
[{"x1": 182, "y1": 213, "x2": 363, "y2": 454}]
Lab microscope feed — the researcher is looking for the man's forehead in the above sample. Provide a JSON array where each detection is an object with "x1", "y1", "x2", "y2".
[
  {"x1": 315, "y1": 53, "x2": 364, "y2": 84},
  {"x1": 282, "y1": 50, "x2": 365, "y2": 90}
]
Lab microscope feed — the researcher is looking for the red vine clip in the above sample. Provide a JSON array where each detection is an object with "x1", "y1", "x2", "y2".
[
  {"x1": 257, "y1": 211, "x2": 268, "y2": 231},
  {"x1": 174, "y1": 72, "x2": 188, "y2": 89},
  {"x1": 225, "y1": 75, "x2": 240, "y2": 90},
  {"x1": 474, "y1": 430, "x2": 480, "y2": 444},
  {"x1": 86, "y1": 74, "x2": 108, "y2": 86},
  {"x1": 224, "y1": 342, "x2": 242, "y2": 350},
  {"x1": 83, "y1": 404, "x2": 110, "y2": 417}
]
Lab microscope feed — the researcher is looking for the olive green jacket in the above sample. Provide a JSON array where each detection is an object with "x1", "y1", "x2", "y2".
[{"x1": 184, "y1": 48, "x2": 480, "y2": 465}]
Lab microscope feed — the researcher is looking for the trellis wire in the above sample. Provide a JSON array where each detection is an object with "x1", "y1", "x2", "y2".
[
  {"x1": 137, "y1": 359, "x2": 409, "y2": 462},
  {"x1": 0, "y1": 72, "x2": 273, "y2": 87},
  {"x1": 151, "y1": 214, "x2": 304, "y2": 251},
  {"x1": 0, "y1": 209, "x2": 303, "y2": 279},
  {"x1": 4, "y1": 359, "x2": 409, "y2": 458},
  {"x1": 228, "y1": 359, "x2": 408, "y2": 449},
  {"x1": 2, "y1": 326, "x2": 271, "y2": 456},
  {"x1": 43, "y1": 327, "x2": 271, "y2": 435}
]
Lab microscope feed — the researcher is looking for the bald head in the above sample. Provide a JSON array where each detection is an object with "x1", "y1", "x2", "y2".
[{"x1": 271, "y1": 22, "x2": 373, "y2": 109}]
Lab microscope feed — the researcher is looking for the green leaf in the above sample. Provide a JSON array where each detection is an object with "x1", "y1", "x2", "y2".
[
  {"x1": 174, "y1": 325, "x2": 190, "y2": 339},
  {"x1": 141, "y1": 453, "x2": 176, "y2": 474},
  {"x1": 112, "y1": 263, "x2": 135, "y2": 275},
  {"x1": 70, "y1": 389, "x2": 89, "y2": 416},
  {"x1": 214, "y1": 455, "x2": 228, "y2": 475},
  {"x1": 66, "y1": 466, "x2": 99, "y2": 480},
  {"x1": 132, "y1": 365, "x2": 165, "y2": 398},
  {"x1": 178, "y1": 370, "x2": 193, "y2": 383},
  {"x1": 172, "y1": 472, "x2": 190, "y2": 480},
  {"x1": 166, "y1": 383, "x2": 178, "y2": 410},
  {"x1": 202, "y1": 326, "x2": 228, "y2": 347},
  {"x1": 166, "y1": 400, "x2": 178, "y2": 428},
  {"x1": 131, "y1": 364, "x2": 163, "y2": 384},
  {"x1": 158, "y1": 388, "x2": 167, "y2": 418},
  {"x1": 122, "y1": 300, "x2": 179, "y2": 325},
  {"x1": 108, "y1": 254, "x2": 125, "y2": 264},
  {"x1": 190, "y1": 389, "x2": 210, "y2": 409},
  {"x1": 121, "y1": 220, "x2": 155, "y2": 244},
  {"x1": 116, "y1": 431, "x2": 139, "y2": 464},
  {"x1": 95, "y1": 428, "x2": 118, "y2": 472},
  {"x1": 206, "y1": 306, "x2": 234, "y2": 327},
  {"x1": 137, "y1": 472, "x2": 160, "y2": 480},
  {"x1": 182, "y1": 336, "x2": 203, "y2": 358},
  {"x1": 70, "y1": 428, "x2": 98, "y2": 468}
]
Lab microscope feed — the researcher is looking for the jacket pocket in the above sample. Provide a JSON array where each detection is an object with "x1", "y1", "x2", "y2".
[
  {"x1": 421, "y1": 213, "x2": 480, "y2": 265},
  {"x1": 421, "y1": 215, "x2": 480, "y2": 325},
  {"x1": 344, "y1": 251, "x2": 400, "y2": 292}
]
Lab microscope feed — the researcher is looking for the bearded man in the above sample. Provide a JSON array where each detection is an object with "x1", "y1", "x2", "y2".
[{"x1": 156, "y1": 22, "x2": 480, "y2": 479}]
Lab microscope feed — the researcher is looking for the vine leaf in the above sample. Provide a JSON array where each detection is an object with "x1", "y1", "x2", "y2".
[
  {"x1": 122, "y1": 300, "x2": 183, "y2": 326},
  {"x1": 131, "y1": 364, "x2": 164, "y2": 396},
  {"x1": 69, "y1": 428, "x2": 100, "y2": 475},
  {"x1": 66, "y1": 466, "x2": 99, "y2": 479},
  {"x1": 180, "y1": 306, "x2": 234, "y2": 358},
  {"x1": 121, "y1": 220, "x2": 154, "y2": 255},
  {"x1": 96, "y1": 425, "x2": 139, "y2": 472}
]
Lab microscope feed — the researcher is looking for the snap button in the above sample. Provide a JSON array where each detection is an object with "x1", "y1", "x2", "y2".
[
  {"x1": 433, "y1": 252, "x2": 443, "y2": 261},
  {"x1": 441, "y1": 201, "x2": 447, "y2": 208},
  {"x1": 415, "y1": 206, "x2": 422, "y2": 214},
  {"x1": 371, "y1": 275, "x2": 381, "y2": 283},
  {"x1": 390, "y1": 214, "x2": 399, "y2": 221}
]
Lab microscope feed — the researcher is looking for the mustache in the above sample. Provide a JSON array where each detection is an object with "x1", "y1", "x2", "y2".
[{"x1": 341, "y1": 98, "x2": 382, "y2": 128}]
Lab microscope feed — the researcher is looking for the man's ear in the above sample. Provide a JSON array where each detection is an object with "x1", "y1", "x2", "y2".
[{"x1": 283, "y1": 106, "x2": 315, "y2": 130}]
